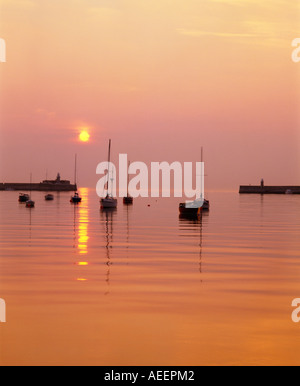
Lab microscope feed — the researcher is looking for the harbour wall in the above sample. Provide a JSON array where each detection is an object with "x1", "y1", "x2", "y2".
[
  {"x1": 239, "y1": 186, "x2": 300, "y2": 194},
  {"x1": 0, "y1": 183, "x2": 77, "y2": 192}
]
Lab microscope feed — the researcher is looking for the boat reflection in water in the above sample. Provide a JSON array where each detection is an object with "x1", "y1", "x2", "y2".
[
  {"x1": 100, "y1": 207, "x2": 117, "y2": 295},
  {"x1": 45, "y1": 194, "x2": 54, "y2": 201},
  {"x1": 124, "y1": 204, "x2": 132, "y2": 262},
  {"x1": 179, "y1": 212, "x2": 208, "y2": 278}
]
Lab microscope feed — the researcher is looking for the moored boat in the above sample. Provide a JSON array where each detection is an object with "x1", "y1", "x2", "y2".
[
  {"x1": 26, "y1": 200, "x2": 35, "y2": 208},
  {"x1": 70, "y1": 155, "x2": 82, "y2": 204},
  {"x1": 123, "y1": 196, "x2": 133, "y2": 205},
  {"x1": 179, "y1": 199, "x2": 209, "y2": 217},
  {"x1": 45, "y1": 194, "x2": 54, "y2": 201},
  {"x1": 70, "y1": 192, "x2": 82, "y2": 204},
  {"x1": 101, "y1": 139, "x2": 118, "y2": 210},
  {"x1": 101, "y1": 197, "x2": 118, "y2": 208},
  {"x1": 123, "y1": 160, "x2": 133, "y2": 205},
  {"x1": 19, "y1": 193, "x2": 30, "y2": 203},
  {"x1": 178, "y1": 147, "x2": 210, "y2": 217}
]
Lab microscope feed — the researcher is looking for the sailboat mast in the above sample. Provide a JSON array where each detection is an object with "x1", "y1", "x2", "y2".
[
  {"x1": 107, "y1": 139, "x2": 111, "y2": 196},
  {"x1": 127, "y1": 160, "x2": 130, "y2": 197},
  {"x1": 30, "y1": 173, "x2": 32, "y2": 199},
  {"x1": 200, "y1": 147, "x2": 203, "y2": 201},
  {"x1": 74, "y1": 154, "x2": 77, "y2": 186}
]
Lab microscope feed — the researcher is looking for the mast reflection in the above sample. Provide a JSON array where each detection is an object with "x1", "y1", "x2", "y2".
[
  {"x1": 101, "y1": 208, "x2": 116, "y2": 295},
  {"x1": 179, "y1": 213, "x2": 208, "y2": 280},
  {"x1": 124, "y1": 204, "x2": 132, "y2": 263}
]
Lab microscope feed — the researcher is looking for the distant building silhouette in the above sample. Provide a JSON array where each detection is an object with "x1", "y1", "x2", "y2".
[{"x1": 42, "y1": 173, "x2": 71, "y2": 185}]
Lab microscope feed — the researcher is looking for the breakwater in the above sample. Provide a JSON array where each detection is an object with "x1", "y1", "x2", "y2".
[
  {"x1": 239, "y1": 186, "x2": 300, "y2": 194},
  {"x1": 0, "y1": 183, "x2": 77, "y2": 192}
]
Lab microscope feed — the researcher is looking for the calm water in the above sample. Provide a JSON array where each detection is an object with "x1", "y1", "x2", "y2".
[{"x1": 0, "y1": 189, "x2": 300, "y2": 365}]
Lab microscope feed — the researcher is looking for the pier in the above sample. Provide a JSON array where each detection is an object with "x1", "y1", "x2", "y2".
[
  {"x1": 239, "y1": 186, "x2": 300, "y2": 194},
  {"x1": 0, "y1": 173, "x2": 77, "y2": 192}
]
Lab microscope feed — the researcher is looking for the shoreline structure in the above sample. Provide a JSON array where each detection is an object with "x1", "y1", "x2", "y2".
[
  {"x1": 240, "y1": 179, "x2": 300, "y2": 194},
  {"x1": 0, "y1": 173, "x2": 77, "y2": 192}
]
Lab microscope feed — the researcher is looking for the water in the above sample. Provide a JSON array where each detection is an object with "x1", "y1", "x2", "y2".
[{"x1": 0, "y1": 189, "x2": 300, "y2": 365}]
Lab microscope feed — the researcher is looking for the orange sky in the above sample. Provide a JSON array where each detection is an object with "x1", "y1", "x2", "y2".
[{"x1": 0, "y1": 0, "x2": 300, "y2": 189}]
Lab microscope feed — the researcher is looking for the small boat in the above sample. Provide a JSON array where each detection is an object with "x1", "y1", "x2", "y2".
[
  {"x1": 101, "y1": 139, "x2": 118, "y2": 209},
  {"x1": 26, "y1": 200, "x2": 35, "y2": 208},
  {"x1": 70, "y1": 155, "x2": 82, "y2": 204},
  {"x1": 70, "y1": 192, "x2": 82, "y2": 204},
  {"x1": 123, "y1": 196, "x2": 133, "y2": 205},
  {"x1": 45, "y1": 194, "x2": 54, "y2": 201},
  {"x1": 179, "y1": 147, "x2": 210, "y2": 217},
  {"x1": 19, "y1": 193, "x2": 30, "y2": 203},
  {"x1": 179, "y1": 201, "x2": 202, "y2": 217},
  {"x1": 179, "y1": 199, "x2": 209, "y2": 217},
  {"x1": 123, "y1": 160, "x2": 133, "y2": 205},
  {"x1": 101, "y1": 196, "x2": 118, "y2": 208}
]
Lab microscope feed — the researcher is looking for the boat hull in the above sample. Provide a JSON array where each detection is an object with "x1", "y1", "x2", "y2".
[
  {"x1": 179, "y1": 199, "x2": 209, "y2": 217},
  {"x1": 70, "y1": 193, "x2": 82, "y2": 203},
  {"x1": 19, "y1": 194, "x2": 29, "y2": 203},
  {"x1": 101, "y1": 198, "x2": 118, "y2": 209},
  {"x1": 123, "y1": 196, "x2": 133, "y2": 205},
  {"x1": 70, "y1": 197, "x2": 82, "y2": 203},
  {"x1": 179, "y1": 204, "x2": 202, "y2": 217}
]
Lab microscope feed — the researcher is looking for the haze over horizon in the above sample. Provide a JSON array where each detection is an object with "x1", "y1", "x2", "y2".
[{"x1": 1, "y1": 0, "x2": 300, "y2": 190}]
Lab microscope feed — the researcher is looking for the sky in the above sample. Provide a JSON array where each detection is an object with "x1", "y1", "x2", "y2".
[{"x1": 0, "y1": 0, "x2": 300, "y2": 191}]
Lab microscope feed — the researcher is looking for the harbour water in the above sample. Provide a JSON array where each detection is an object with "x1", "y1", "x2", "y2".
[{"x1": 0, "y1": 189, "x2": 300, "y2": 365}]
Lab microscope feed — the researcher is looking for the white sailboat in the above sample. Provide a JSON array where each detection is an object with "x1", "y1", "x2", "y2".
[{"x1": 100, "y1": 139, "x2": 118, "y2": 209}]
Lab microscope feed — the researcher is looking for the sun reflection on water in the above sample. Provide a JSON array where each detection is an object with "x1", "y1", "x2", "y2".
[{"x1": 74, "y1": 188, "x2": 89, "y2": 281}]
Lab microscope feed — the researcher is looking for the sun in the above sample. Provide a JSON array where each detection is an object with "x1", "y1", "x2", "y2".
[{"x1": 79, "y1": 131, "x2": 90, "y2": 142}]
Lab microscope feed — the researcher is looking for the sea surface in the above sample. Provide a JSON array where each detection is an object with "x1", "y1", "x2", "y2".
[{"x1": 0, "y1": 189, "x2": 300, "y2": 365}]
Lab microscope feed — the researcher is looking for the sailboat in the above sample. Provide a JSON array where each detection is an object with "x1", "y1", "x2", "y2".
[
  {"x1": 179, "y1": 147, "x2": 210, "y2": 217},
  {"x1": 100, "y1": 139, "x2": 117, "y2": 209},
  {"x1": 26, "y1": 173, "x2": 35, "y2": 208},
  {"x1": 70, "y1": 154, "x2": 82, "y2": 204},
  {"x1": 123, "y1": 160, "x2": 133, "y2": 205}
]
